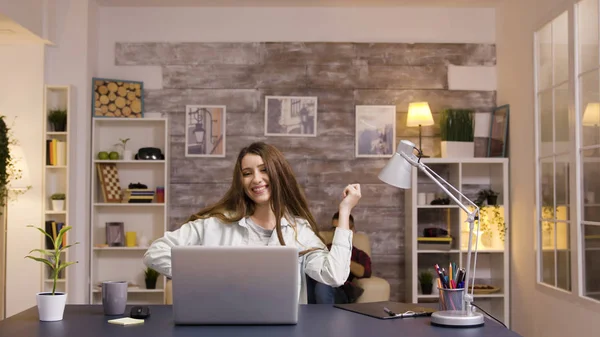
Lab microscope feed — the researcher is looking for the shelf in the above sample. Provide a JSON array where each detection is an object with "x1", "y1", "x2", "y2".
[
  {"x1": 92, "y1": 288, "x2": 164, "y2": 293},
  {"x1": 93, "y1": 117, "x2": 166, "y2": 122},
  {"x1": 46, "y1": 165, "x2": 67, "y2": 169},
  {"x1": 93, "y1": 160, "x2": 165, "y2": 164},
  {"x1": 45, "y1": 210, "x2": 67, "y2": 215},
  {"x1": 47, "y1": 132, "x2": 67, "y2": 136},
  {"x1": 418, "y1": 293, "x2": 504, "y2": 299},
  {"x1": 417, "y1": 250, "x2": 461, "y2": 254},
  {"x1": 44, "y1": 279, "x2": 66, "y2": 283},
  {"x1": 460, "y1": 249, "x2": 505, "y2": 253},
  {"x1": 93, "y1": 203, "x2": 165, "y2": 207},
  {"x1": 417, "y1": 205, "x2": 460, "y2": 209},
  {"x1": 93, "y1": 247, "x2": 148, "y2": 251}
]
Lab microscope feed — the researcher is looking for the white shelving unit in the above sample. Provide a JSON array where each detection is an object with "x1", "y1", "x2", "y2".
[
  {"x1": 89, "y1": 117, "x2": 169, "y2": 305},
  {"x1": 42, "y1": 85, "x2": 71, "y2": 294},
  {"x1": 405, "y1": 158, "x2": 510, "y2": 327}
]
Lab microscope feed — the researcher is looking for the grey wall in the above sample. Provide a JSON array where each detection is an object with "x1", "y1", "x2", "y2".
[{"x1": 115, "y1": 42, "x2": 496, "y2": 301}]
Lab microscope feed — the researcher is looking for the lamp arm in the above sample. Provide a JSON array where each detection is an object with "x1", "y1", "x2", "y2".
[{"x1": 400, "y1": 152, "x2": 479, "y2": 315}]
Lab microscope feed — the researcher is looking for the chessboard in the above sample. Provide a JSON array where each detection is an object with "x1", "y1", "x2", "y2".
[{"x1": 97, "y1": 163, "x2": 122, "y2": 203}]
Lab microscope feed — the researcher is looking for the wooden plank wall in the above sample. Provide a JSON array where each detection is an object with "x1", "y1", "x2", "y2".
[{"x1": 115, "y1": 42, "x2": 496, "y2": 301}]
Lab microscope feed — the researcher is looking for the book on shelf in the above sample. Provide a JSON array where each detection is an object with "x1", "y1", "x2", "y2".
[{"x1": 46, "y1": 139, "x2": 67, "y2": 166}]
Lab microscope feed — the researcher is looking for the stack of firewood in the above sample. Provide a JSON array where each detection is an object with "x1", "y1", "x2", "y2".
[{"x1": 93, "y1": 79, "x2": 143, "y2": 118}]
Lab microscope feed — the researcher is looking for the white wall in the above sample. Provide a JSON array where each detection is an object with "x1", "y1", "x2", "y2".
[
  {"x1": 0, "y1": 43, "x2": 45, "y2": 317},
  {"x1": 97, "y1": 6, "x2": 496, "y2": 89},
  {"x1": 44, "y1": 0, "x2": 97, "y2": 305},
  {"x1": 496, "y1": 0, "x2": 600, "y2": 336},
  {"x1": 0, "y1": 0, "x2": 46, "y2": 39}
]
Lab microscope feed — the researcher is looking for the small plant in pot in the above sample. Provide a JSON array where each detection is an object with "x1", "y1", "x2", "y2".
[
  {"x1": 25, "y1": 225, "x2": 78, "y2": 321},
  {"x1": 48, "y1": 109, "x2": 67, "y2": 132},
  {"x1": 476, "y1": 189, "x2": 499, "y2": 206},
  {"x1": 145, "y1": 267, "x2": 160, "y2": 289},
  {"x1": 50, "y1": 193, "x2": 66, "y2": 211},
  {"x1": 419, "y1": 271, "x2": 434, "y2": 295}
]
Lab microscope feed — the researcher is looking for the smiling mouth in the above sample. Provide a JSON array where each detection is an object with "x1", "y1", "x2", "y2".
[{"x1": 252, "y1": 185, "x2": 268, "y2": 194}]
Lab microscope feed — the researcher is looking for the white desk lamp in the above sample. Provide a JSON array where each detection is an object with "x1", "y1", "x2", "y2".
[{"x1": 378, "y1": 139, "x2": 484, "y2": 327}]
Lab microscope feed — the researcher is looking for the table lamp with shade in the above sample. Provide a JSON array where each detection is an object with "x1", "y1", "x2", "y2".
[
  {"x1": 406, "y1": 102, "x2": 434, "y2": 157},
  {"x1": 378, "y1": 139, "x2": 484, "y2": 327}
]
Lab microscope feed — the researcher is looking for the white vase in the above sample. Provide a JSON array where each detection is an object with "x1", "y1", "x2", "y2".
[
  {"x1": 123, "y1": 150, "x2": 133, "y2": 160},
  {"x1": 51, "y1": 200, "x2": 65, "y2": 211},
  {"x1": 441, "y1": 141, "x2": 475, "y2": 158},
  {"x1": 36, "y1": 292, "x2": 67, "y2": 321}
]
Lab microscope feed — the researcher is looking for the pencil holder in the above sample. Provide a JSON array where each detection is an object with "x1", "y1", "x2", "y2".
[{"x1": 438, "y1": 287, "x2": 464, "y2": 311}]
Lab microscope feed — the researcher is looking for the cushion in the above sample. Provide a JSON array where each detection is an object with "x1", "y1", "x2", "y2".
[{"x1": 319, "y1": 231, "x2": 371, "y2": 257}]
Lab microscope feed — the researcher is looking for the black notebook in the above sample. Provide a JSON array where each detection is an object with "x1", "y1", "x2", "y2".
[{"x1": 334, "y1": 301, "x2": 436, "y2": 320}]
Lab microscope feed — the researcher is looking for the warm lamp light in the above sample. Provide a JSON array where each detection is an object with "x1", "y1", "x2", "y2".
[
  {"x1": 378, "y1": 140, "x2": 484, "y2": 328},
  {"x1": 583, "y1": 103, "x2": 600, "y2": 126},
  {"x1": 406, "y1": 102, "x2": 434, "y2": 157}
]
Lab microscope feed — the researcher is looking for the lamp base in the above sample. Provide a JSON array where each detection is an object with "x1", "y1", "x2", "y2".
[{"x1": 430, "y1": 310, "x2": 484, "y2": 328}]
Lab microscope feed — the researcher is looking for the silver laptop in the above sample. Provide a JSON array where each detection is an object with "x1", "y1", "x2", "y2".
[{"x1": 171, "y1": 245, "x2": 299, "y2": 325}]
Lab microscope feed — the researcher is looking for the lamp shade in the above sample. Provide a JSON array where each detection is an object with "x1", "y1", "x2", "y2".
[
  {"x1": 378, "y1": 140, "x2": 417, "y2": 189},
  {"x1": 8, "y1": 144, "x2": 30, "y2": 191},
  {"x1": 583, "y1": 102, "x2": 600, "y2": 126},
  {"x1": 406, "y1": 102, "x2": 434, "y2": 127}
]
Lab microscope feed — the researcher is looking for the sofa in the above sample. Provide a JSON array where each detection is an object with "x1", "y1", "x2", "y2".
[
  {"x1": 164, "y1": 231, "x2": 390, "y2": 304},
  {"x1": 318, "y1": 231, "x2": 390, "y2": 303}
]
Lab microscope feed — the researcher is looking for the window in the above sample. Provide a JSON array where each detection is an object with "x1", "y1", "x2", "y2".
[
  {"x1": 577, "y1": 0, "x2": 600, "y2": 302},
  {"x1": 534, "y1": 10, "x2": 572, "y2": 292},
  {"x1": 535, "y1": 0, "x2": 600, "y2": 302}
]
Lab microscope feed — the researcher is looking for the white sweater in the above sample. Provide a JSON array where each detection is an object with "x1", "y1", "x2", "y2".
[{"x1": 143, "y1": 216, "x2": 353, "y2": 304}]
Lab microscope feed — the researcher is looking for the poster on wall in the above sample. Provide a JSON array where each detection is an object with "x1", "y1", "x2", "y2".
[
  {"x1": 488, "y1": 105, "x2": 510, "y2": 157},
  {"x1": 264, "y1": 96, "x2": 318, "y2": 137},
  {"x1": 185, "y1": 105, "x2": 226, "y2": 157},
  {"x1": 355, "y1": 105, "x2": 396, "y2": 158}
]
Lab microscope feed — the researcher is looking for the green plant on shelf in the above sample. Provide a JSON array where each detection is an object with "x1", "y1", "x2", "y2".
[
  {"x1": 439, "y1": 109, "x2": 474, "y2": 142},
  {"x1": 115, "y1": 137, "x2": 130, "y2": 154},
  {"x1": 51, "y1": 193, "x2": 66, "y2": 200},
  {"x1": 48, "y1": 109, "x2": 67, "y2": 132},
  {"x1": 475, "y1": 205, "x2": 506, "y2": 243},
  {"x1": 24, "y1": 225, "x2": 79, "y2": 295}
]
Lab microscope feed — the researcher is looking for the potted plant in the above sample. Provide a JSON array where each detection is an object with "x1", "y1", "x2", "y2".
[
  {"x1": 50, "y1": 193, "x2": 66, "y2": 211},
  {"x1": 48, "y1": 109, "x2": 67, "y2": 132},
  {"x1": 440, "y1": 109, "x2": 474, "y2": 158},
  {"x1": 25, "y1": 225, "x2": 78, "y2": 321},
  {"x1": 476, "y1": 189, "x2": 500, "y2": 206},
  {"x1": 418, "y1": 271, "x2": 434, "y2": 295},
  {"x1": 145, "y1": 267, "x2": 160, "y2": 289},
  {"x1": 115, "y1": 137, "x2": 132, "y2": 160}
]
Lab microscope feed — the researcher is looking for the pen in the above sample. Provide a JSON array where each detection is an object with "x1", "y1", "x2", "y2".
[{"x1": 383, "y1": 307, "x2": 397, "y2": 317}]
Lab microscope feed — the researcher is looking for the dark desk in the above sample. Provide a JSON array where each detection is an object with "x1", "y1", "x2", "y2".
[{"x1": 0, "y1": 305, "x2": 522, "y2": 337}]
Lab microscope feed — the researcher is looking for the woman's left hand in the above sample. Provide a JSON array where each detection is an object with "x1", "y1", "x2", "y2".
[{"x1": 339, "y1": 184, "x2": 361, "y2": 213}]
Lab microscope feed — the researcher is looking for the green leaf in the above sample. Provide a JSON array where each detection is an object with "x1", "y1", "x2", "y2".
[
  {"x1": 26, "y1": 225, "x2": 54, "y2": 247},
  {"x1": 54, "y1": 226, "x2": 72, "y2": 253},
  {"x1": 56, "y1": 261, "x2": 77, "y2": 274},
  {"x1": 59, "y1": 242, "x2": 79, "y2": 253},
  {"x1": 25, "y1": 256, "x2": 55, "y2": 270},
  {"x1": 28, "y1": 248, "x2": 54, "y2": 256}
]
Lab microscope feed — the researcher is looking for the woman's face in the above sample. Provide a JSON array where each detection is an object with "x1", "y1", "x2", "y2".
[{"x1": 241, "y1": 153, "x2": 271, "y2": 206}]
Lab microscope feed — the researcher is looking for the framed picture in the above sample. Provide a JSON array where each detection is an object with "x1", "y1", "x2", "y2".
[
  {"x1": 264, "y1": 96, "x2": 317, "y2": 137},
  {"x1": 355, "y1": 105, "x2": 397, "y2": 158},
  {"x1": 92, "y1": 77, "x2": 144, "y2": 118},
  {"x1": 185, "y1": 105, "x2": 226, "y2": 157},
  {"x1": 487, "y1": 105, "x2": 510, "y2": 157},
  {"x1": 106, "y1": 222, "x2": 125, "y2": 247}
]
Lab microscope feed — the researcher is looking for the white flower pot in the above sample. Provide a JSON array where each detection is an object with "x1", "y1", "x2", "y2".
[
  {"x1": 441, "y1": 141, "x2": 475, "y2": 158},
  {"x1": 36, "y1": 292, "x2": 67, "y2": 321},
  {"x1": 123, "y1": 150, "x2": 134, "y2": 160},
  {"x1": 51, "y1": 200, "x2": 65, "y2": 211}
]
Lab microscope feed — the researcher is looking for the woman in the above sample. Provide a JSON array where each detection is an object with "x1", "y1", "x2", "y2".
[{"x1": 143, "y1": 141, "x2": 361, "y2": 304}]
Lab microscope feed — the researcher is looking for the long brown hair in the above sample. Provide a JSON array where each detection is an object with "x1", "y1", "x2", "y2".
[{"x1": 187, "y1": 142, "x2": 324, "y2": 246}]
